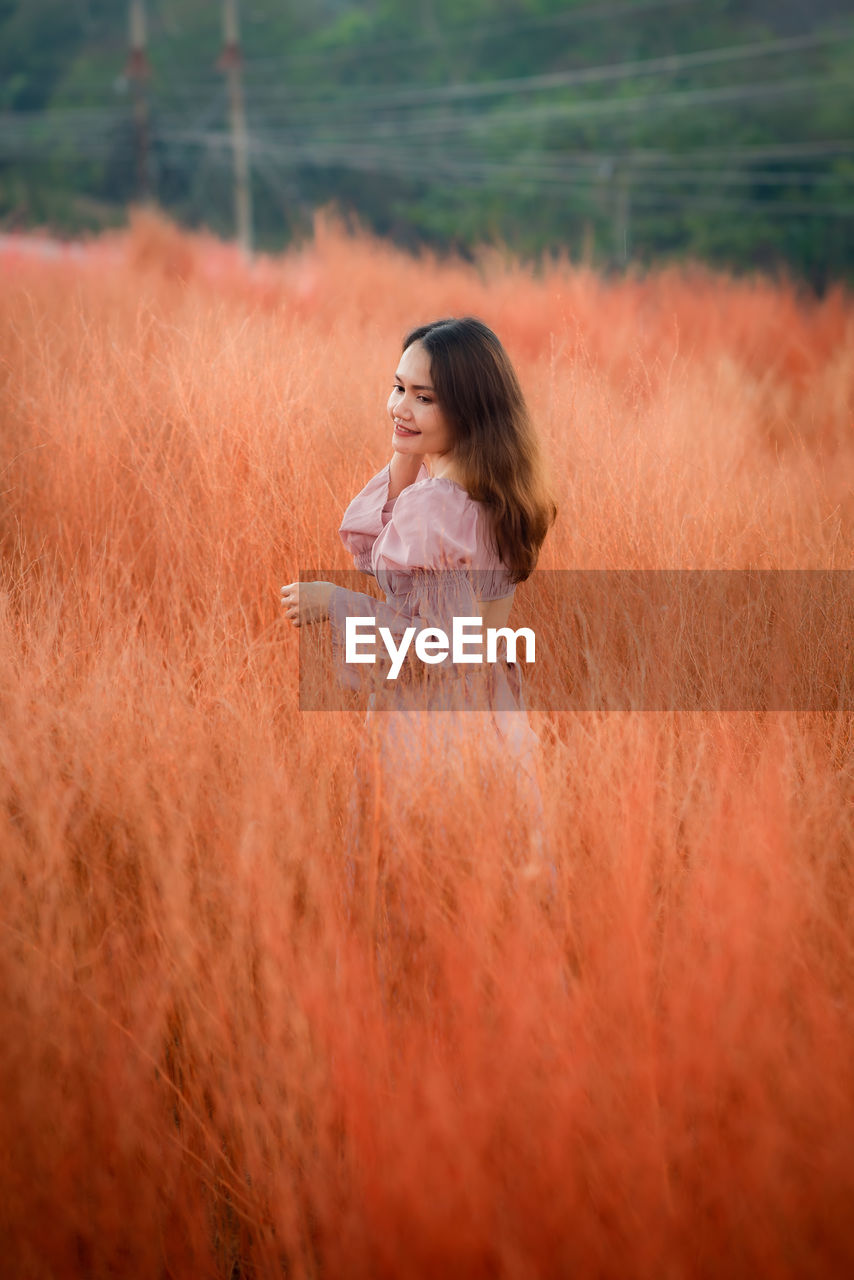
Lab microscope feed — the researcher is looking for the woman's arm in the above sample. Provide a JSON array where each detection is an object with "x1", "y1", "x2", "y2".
[
  {"x1": 283, "y1": 453, "x2": 428, "y2": 627},
  {"x1": 477, "y1": 593, "x2": 515, "y2": 631},
  {"x1": 387, "y1": 450, "x2": 425, "y2": 501},
  {"x1": 339, "y1": 459, "x2": 425, "y2": 569}
]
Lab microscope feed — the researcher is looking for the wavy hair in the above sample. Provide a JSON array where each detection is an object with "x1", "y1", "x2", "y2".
[{"x1": 402, "y1": 317, "x2": 556, "y2": 582}]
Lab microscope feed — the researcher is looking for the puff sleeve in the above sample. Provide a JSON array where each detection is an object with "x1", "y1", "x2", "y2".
[
  {"x1": 330, "y1": 480, "x2": 482, "y2": 689},
  {"x1": 339, "y1": 462, "x2": 429, "y2": 573},
  {"x1": 329, "y1": 473, "x2": 519, "y2": 698},
  {"x1": 374, "y1": 480, "x2": 479, "y2": 573},
  {"x1": 374, "y1": 480, "x2": 516, "y2": 603}
]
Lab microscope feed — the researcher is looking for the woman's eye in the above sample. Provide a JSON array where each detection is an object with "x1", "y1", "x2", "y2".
[
  {"x1": 393, "y1": 384, "x2": 404, "y2": 394},
  {"x1": 417, "y1": 395, "x2": 431, "y2": 403}
]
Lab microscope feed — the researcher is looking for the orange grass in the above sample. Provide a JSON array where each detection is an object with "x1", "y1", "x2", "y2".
[{"x1": 1, "y1": 208, "x2": 853, "y2": 1278}]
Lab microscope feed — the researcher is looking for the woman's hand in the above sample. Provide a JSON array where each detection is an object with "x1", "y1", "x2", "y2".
[
  {"x1": 280, "y1": 580, "x2": 335, "y2": 627},
  {"x1": 388, "y1": 449, "x2": 425, "y2": 500}
]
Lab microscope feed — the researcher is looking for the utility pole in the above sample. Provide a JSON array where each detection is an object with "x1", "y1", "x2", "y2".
[
  {"x1": 614, "y1": 168, "x2": 631, "y2": 267},
  {"x1": 127, "y1": 0, "x2": 152, "y2": 202},
  {"x1": 219, "y1": 0, "x2": 253, "y2": 258}
]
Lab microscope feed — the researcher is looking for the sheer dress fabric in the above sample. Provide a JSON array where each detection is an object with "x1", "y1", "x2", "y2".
[{"x1": 329, "y1": 463, "x2": 540, "y2": 781}]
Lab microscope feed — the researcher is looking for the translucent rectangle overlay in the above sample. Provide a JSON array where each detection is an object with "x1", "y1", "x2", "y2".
[{"x1": 297, "y1": 569, "x2": 853, "y2": 712}]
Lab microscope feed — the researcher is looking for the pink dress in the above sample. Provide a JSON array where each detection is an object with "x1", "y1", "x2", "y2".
[
  {"x1": 329, "y1": 462, "x2": 541, "y2": 780},
  {"x1": 338, "y1": 462, "x2": 514, "y2": 599}
]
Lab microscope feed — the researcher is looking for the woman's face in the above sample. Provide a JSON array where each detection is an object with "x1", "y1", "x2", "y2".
[{"x1": 387, "y1": 341, "x2": 455, "y2": 462}]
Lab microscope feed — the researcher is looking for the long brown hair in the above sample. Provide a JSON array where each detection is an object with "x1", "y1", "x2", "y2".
[{"x1": 403, "y1": 317, "x2": 556, "y2": 582}]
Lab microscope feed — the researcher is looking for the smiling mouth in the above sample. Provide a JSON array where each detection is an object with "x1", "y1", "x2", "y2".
[{"x1": 394, "y1": 422, "x2": 420, "y2": 436}]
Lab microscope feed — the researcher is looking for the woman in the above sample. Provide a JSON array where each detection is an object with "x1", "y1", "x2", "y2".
[{"x1": 281, "y1": 316, "x2": 555, "y2": 842}]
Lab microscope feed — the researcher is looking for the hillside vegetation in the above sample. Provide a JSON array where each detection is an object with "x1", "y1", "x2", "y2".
[{"x1": 1, "y1": 0, "x2": 853, "y2": 285}]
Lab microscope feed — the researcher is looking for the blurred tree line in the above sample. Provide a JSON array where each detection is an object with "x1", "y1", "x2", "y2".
[{"x1": 0, "y1": 0, "x2": 852, "y2": 288}]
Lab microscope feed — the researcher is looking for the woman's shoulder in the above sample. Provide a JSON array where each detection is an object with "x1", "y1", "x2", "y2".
[
  {"x1": 395, "y1": 472, "x2": 473, "y2": 506},
  {"x1": 391, "y1": 474, "x2": 480, "y2": 538},
  {"x1": 380, "y1": 473, "x2": 510, "y2": 576}
]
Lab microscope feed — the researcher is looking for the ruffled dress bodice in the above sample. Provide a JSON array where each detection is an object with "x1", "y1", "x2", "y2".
[{"x1": 338, "y1": 461, "x2": 515, "y2": 607}]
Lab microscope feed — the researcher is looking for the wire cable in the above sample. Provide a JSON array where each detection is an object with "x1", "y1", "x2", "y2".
[{"x1": 234, "y1": 28, "x2": 853, "y2": 110}]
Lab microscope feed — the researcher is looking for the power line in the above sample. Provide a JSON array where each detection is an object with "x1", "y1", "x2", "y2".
[
  {"x1": 188, "y1": 133, "x2": 854, "y2": 217},
  {"x1": 21, "y1": 0, "x2": 705, "y2": 101},
  {"x1": 306, "y1": 73, "x2": 854, "y2": 137},
  {"x1": 5, "y1": 123, "x2": 852, "y2": 199},
  {"x1": 4, "y1": 111, "x2": 854, "y2": 190},
  {"x1": 575, "y1": 141, "x2": 854, "y2": 162},
  {"x1": 160, "y1": 122, "x2": 852, "y2": 195},
  {"x1": 146, "y1": 25, "x2": 853, "y2": 111},
  {"x1": 239, "y1": 151, "x2": 854, "y2": 190},
  {"x1": 5, "y1": 126, "x2": 851, "y2": 220},
  {"x1": 22, "y1": 0, "x2": 712, "y2": 104},
  {"x1": 5, "y1": 110, "x2": 852, "y2": 162},
  {"x1": 231, "y1": 28, "x2": 852, "y2": 111},
  {"x1": 5, "y1": 69, "x2": 854, "y2": 161},
  {"x1": 31, "y1": 18, "x2": 852, "y2": 137},
  {"x1": 137, "y1": 70, "x2": 853, "y2": 156},
  {"x1": 225, "y1": 73, "x2": 854, "y2": 145},
  {"x1": 8, "y1": 68, "x2": 848, "y2": 154}
]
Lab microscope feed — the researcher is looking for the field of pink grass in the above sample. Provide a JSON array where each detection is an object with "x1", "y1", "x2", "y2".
[{"x1": 1, "y1": 209, "x2": 853, "y2": 1278}]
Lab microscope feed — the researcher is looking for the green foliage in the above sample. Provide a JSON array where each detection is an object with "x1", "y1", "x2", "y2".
[{"x1": 0, "y1": 0, "x2": 852, "y2": 287}]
